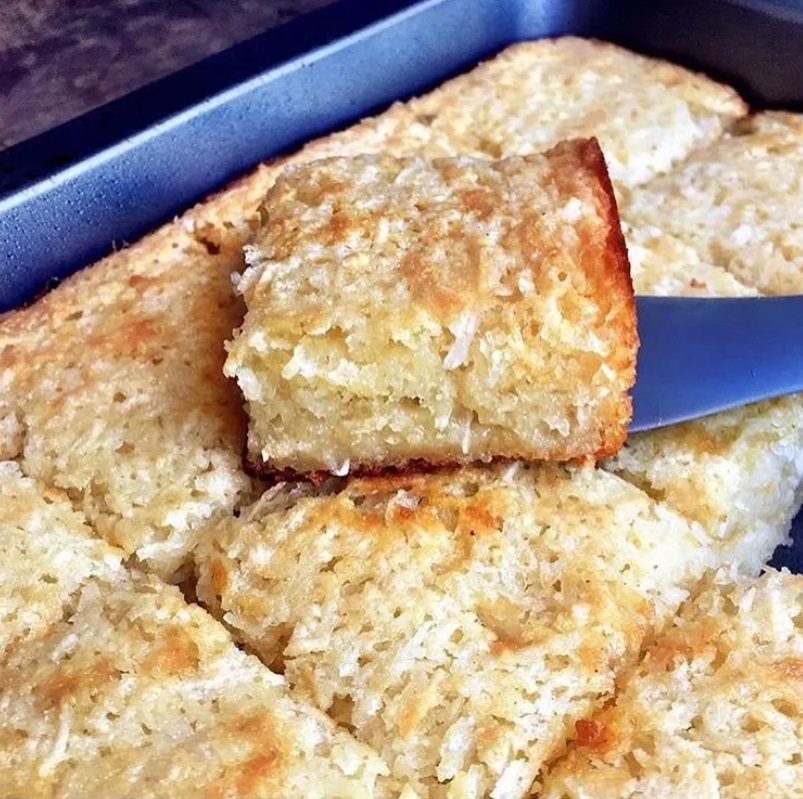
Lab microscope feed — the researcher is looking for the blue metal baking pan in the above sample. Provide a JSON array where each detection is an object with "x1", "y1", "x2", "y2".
[{"x1": 1, "y1": 0, "x2": 801, "y2": 569}]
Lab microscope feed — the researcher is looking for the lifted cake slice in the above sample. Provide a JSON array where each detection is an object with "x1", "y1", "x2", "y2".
[{"x1": 226, "y1": 140, "x2": 637, "y2": 477}]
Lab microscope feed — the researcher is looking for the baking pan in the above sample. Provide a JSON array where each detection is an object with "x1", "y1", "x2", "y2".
[{"x1": 1, "y1": 0, "x2": 801, "y2": 569}]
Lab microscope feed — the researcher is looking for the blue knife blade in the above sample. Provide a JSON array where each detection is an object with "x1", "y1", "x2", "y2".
[{"x1": 630, "y1": 296, "x2": 803, "y2": 432}]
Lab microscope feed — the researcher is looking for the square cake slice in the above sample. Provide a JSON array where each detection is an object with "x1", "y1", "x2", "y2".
[{"x1": 226, "y1": 140, "x2": 637, "y2": 477}]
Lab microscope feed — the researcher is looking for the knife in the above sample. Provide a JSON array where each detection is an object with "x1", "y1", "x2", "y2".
[{"x1": 630, "y1": 296, "x2": 803, "y2": 432}]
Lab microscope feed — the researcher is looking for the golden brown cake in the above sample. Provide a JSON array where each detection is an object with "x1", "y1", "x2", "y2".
[
  {"x1": 195, "y1": 461, "x2": 779, "y2": 799},
  {"x1": 0, "y1": 35, "x2": 801, "y2": 799},
  {"x1": 226, "y1": 141, "x2": 636, "y2": 477},
  {"x1": 0, "y1": 36, "x2": 766, "y2": 581},
  {"x1": 0, "y1": 462, "x2": 391, "y2": 799}
]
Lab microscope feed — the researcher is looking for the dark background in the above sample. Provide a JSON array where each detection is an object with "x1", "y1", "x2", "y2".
[{"x1": 0, "y1": 0, "x2": 334, "y2": 150}]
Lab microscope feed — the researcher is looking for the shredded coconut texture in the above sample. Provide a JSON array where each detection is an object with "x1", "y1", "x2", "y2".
[
  {"x1": 195, "y1": 462, "x2": 785, "y2": 798},
  {"x1": 540, "y1": 569, "x2": 803, "y2": 799}
]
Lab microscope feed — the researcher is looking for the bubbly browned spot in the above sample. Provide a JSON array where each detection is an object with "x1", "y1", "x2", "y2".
[
  {"x1": 202, "y1": 714, "x2": 287, "y2": 799},
  {"x1": 142, "y1": 625, "x2": 200, "y2": 676},
  {"x1": 773, "y1": 657, "x2": 803, "y2": 681},
  {"x1": 235, "y1": 753, "x2": 282, "y2": 796},
  {"x1": 40, "y1": 657, "x2": 117, "y2": 709},
  {"x1": 575, "y1": 717, "x2": 613, "y2": 750},
  {"x1": 664, "y1": 419, "x2": 745, "y2": 458},
  {"x1": 208, "y1": 558, "x2": 230, "y2": 597}
]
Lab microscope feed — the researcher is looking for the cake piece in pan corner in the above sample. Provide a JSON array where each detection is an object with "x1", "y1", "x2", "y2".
[
  {"x1": 404, "y1": 36, "x2": 748, "y2": 192},
  {"x1": 605, "y1": 395, "x2": 803, "y2": 574},
  {"x1": 539, "y1": 568, "x2": 803, "y2": 799},
  {"x1": 0, "y1": 226, "x2": 253, "y2": 583},
  {"x1": 226, "y1": 140, "x2": 637, "y2": 477}
]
